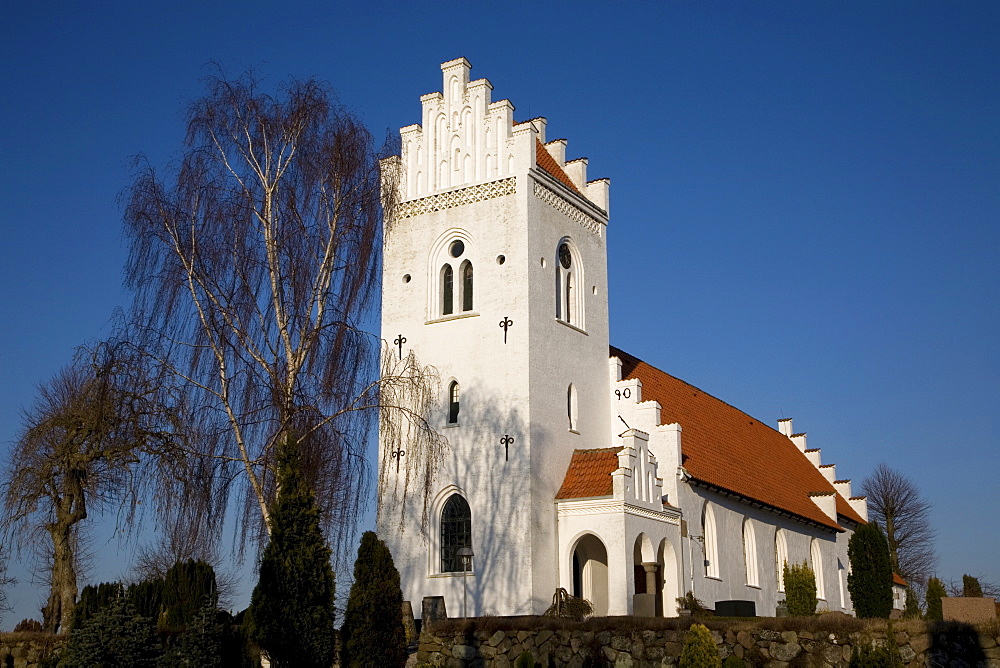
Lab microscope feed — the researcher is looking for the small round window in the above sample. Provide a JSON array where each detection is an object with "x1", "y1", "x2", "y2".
[
  {"x1": 558, "y1": 243, "x2": 572, "y2": 269},
  {"x1": 449, "y1": 240, "x2": 465, "y2": 258}
]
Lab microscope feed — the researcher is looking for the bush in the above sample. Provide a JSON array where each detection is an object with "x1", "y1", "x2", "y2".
[
  {"x1": 784, "y1": 561, "x2": 817, "y2": 616},
  {"x1": 962, "y1": 574, "x2": 983, "y2": 597},
  {"x1": 925, "y1": 577, "x2": 945, "y2": 621},
  {"x1": 515, "y1": 650, "x2": 539, "y2": 668},
  {"x1": 903, "y1": 586, "x2": 921, "y2": 619},
  {"x1": 72, "y1": 581, "x2": 125, "y2": 630},
  {"x1": 847, "y1": 522, "x2": 893, "y2": 618},
  {"x1": 59, "y1": 595, "x2": 159, "y2": 667},
  {"x1": 543, "y1": 587, "x2": 593, "y2": 621},
  {"x1": 849, "y1": 636, "x2": 902, "y2": 667},
  {"x1": 245, "y1": 437, "x2": 336, "y2": 668},
  {"x1": 722, "y1": 654, "x2": 744, "y2": 668},
  {"x1": 340, "y1": 531, "x2": 407, "y2": 668},
  {"x1": 680, "y1": 623, "x2": 721, "y2": 668},
  {"x1": 157, "y1": 602, "x2": 223, "y2": 667},
  {"x1": 676, "y1": 591, "x2": 713, "y2": 618},
  {"x1": 13, "y1": 618, "x2": 43, "y2": 632}
]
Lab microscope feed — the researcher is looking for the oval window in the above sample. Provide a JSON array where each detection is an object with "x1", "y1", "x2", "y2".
[{"x1": 449, "y1": 240, "x2": 465, "y2": 258}]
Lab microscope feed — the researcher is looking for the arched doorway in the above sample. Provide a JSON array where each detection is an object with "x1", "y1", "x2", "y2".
[
  {"x1": 572, "y1": 534, "x2": 609, "y2": 616},
  {"x1": 658, "y1": 539, "x2": 680, "y2": 617}
]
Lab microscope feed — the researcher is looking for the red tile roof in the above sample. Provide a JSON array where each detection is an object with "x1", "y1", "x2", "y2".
[
  {"x1": 556, "y1": 448, "x2": 620, "y2": 499},
  {"x1": 893, "y1": 572, "x2": 908, "y2": 587},
  {"x1": 610, "y1": 347, "x2": 865, "y2": 531},
  {"x1": 536, "y1": 139, "x2": 584, "y2": 196}
]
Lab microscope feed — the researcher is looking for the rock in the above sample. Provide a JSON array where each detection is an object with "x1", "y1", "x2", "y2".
[
  {"x1": 770, "y1": 642, "x2": 801, "y2": 662},
  {"x1": 738, "y1": 631, "x2": 755, "y2": 648},
  {"x1": 451, "y1": 645, "x2": 477, "y2": 661},
  {"x1": 665, "y1": 642, "x2": 683, "y2": 656},
  {"x1": 644, "y1": 630, "x2": 659, "y2": 645},
  {"x1": 493, "y1": 656, "x2": 511, "y2": 668},
  {"x1": 894, "y1": 631, "x2": 908, "y2": 646},
  {"x1": 908, "y1": 633, "x2": 931, "y2": 654},
  {"x1": 898, "y1": 644, "x2": 916, "y2": 663},
  {"x1": 612, "y1": 636, "x2": 632, "y2": 651},
  {"x1": 517, "y1": 631, "x2": 530, "y2": 642},
  {"x1": 734, "y1": 644, "x2": 744, "y2": 658},
  {"x1": 759, "y1": 630, "x2": 782, "y2": 642},
  {"x1": 798, "y1": 631, "x2": 814, "y2": 640},
  {"x1": 615, "y1": 652, "x2": 635, "y2": 668},
  {"x1": 982, "y1": 636, "x2": 998, "y2": 649},
  {"x1": 488, "y1": 630, "x2": 506, "y2": 647},
  {"x1": 555, "y1": 645, "x2": 573, "y2": 663},
  {"x1": 536, "y1": 629, "x2": 554, "y2": 646},
  {"x1": 632, "y1": 639, "x2": 645, "y2": 657},
  {"x1": 603, "y1": 645, "x2": 618, "y2": 662},
  {"x1": 711, "y1": 631, "x2": 724, "y2": 645}
]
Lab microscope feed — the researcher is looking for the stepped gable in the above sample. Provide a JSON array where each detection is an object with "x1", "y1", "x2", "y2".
[
  {"x1": 610, "y1": 346, "x2": 865, "y2": 530},
  {"x1": 556, "y1": 447, "x2": 620, "y2": 499},
  {"x1": 535, "y1": 138, "x2": 582, "y2": 196}
]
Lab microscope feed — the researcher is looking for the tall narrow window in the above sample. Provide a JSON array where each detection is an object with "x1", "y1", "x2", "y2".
[
  {"x1": 461, "y1": 260, "x2": 473, "y2": 311},
  {"x1": 775, "y1": 529, "x2": 789, "y2": 592},
  {"x1": 810, "y1": 539, "x2": 826, "y2": 601},
  {"x1": 441, "y1": 494, "x2": 472, "y2": 573},
  {"x1": 447, "y1": 381, "x2": 460, "y2": 424},
  {"x1": 567, "y1": 383, "x2": 578, "y2": 431},
  {"x1": 743, "y1": 519, "x2": 759, "y2": 587},
  {"x1": 703, "y1": 503, "x2": 720, "y2": 579},
  {"x1": 555, "y1": 240, "x2": 584, "y2": 328},
  {"x1": 442, "y1": 265, "x2": 454, "y2": 315}
]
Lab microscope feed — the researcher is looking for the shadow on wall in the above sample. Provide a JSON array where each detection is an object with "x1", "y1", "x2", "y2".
[
  {"x1": 927, "y1": 621, "x2": 988, "y2": 666},
  {"x1": 379, "y1": 376, "x2": 533, "y2": 618}
]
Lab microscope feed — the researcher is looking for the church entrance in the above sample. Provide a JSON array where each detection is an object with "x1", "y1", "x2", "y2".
[
  {"x1": 571, "y1": 534, "x2": 609, "y2": 615},
  {"x1": 657, "y1": 538, "x2": 680, "y2": 616}
]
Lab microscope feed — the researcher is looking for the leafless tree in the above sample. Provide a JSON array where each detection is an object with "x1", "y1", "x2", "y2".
[
  {"x1": 1, "y1": 340, "x2": 182, "y2": 633},
  {"x1": 861, "y1": 463, "x2": 936, "y2": 587},
  {"x1": 130, "y1": 528, "x2": 238, "y2": 609},
  {"x1": 123, "y1": 70, "x2": 444, "y2": 561},
  {"x1": 0, "y1": 545, "x2": 13, "y2": 627}
]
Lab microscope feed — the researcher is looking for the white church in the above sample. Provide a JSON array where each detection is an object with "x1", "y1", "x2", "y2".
[{"x1": 377, "y1": 58, "x2": 868, "y2": 620}]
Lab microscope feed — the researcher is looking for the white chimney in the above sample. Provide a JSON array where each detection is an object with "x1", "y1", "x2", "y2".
[{"x1": 778, "y1": 418, "x2": 793, "y2": 437}]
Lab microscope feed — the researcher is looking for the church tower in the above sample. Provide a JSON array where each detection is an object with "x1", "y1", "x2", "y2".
[{"x1": 378, "y1": 58, "x2": 612, "y2": 618}]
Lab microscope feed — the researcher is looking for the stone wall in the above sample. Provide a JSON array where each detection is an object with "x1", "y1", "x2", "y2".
[
  {"x1": 415, "y1": 619, "x2": 1000, "y2": 667},
  {"x1": 0, "y1": 633, "x2": 65, "y2": 668}
]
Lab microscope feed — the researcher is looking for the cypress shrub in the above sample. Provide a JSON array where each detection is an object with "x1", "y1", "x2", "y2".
[
  {"x1": 245, "y1": 437, "x2": 336, "y2": 668},
  {"x1": 722, "y1": 654, "x2": 744, "y2": 668},
  {"x1": 903, "y1": 586, "x2": 921, "y2": 619},
  {"x1": 925, "y1": 577, "x2": 946, "y2": 621},
  {"x1": 162, "y1": 560, "x2": 218, "y2": 628},
  {"x1": 158, "y1": 602, "x2": 224, "y2": 667},
  {"x1": 679, "y1": 623, "x2": 721, "y2": 668},
  {"x1": 962, "y1": 574, "x2": 983, "y2": 597},
  {"x1": 341, "y1": 531, "x2": 407, "y2": 668},
  {"x1": 128, "y1": 577, "x2": 165, "y2": 625},
  {"x1": 72, "y1": 582, "x2": 124, "y2": 630},
  {"x1": 784, "y1": 561, "x2": 817, "y2": 616},
  {"x1": 847, "y1": 522, "x2": 893, "y2": 618}
]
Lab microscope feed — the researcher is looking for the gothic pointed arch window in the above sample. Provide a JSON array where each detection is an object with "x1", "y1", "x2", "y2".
[
  {"x1": 703, "y1": 503, "x2": 720, "y2": 579},
  {"x1": 441, "y1": 264, "x2": 454, "y2": 315},
  {"x1": 555, "y1": 239, "x2": 584, "y2": 329},
  {"x1": 441, "y1": 494, "x2": 472, "y2": 573},
  {"x1": 447, "y1": 380, "x2": 460, "y2": 424}
]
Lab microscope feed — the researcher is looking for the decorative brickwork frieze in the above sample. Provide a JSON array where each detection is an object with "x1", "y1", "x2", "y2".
[
  {"x1": 533, "y1": 180, "x2": 602, "y2": 236},
  {"x1": 396, "y1": 177, "x2": 516, "y2": 218}
]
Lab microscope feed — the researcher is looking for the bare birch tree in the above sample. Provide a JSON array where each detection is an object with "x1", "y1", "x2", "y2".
[
  {"x1": 123, "y1": 70, "x2": 443, "y2": 558},
  {"x1": 861, "y1": 463, "x2": 936, "y2": 587},
  {"x1": 1, "y1": 340, "x2": 181, "y2": 633}
]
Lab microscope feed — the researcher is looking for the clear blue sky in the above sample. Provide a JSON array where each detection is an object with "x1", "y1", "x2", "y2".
[{"x1": 2, "y1": 2, "x2": 997, "y2": 626}]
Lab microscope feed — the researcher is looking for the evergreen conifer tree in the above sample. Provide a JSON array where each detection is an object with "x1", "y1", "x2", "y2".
[
  {"x1": 962, "y1": 575, "x2": 983, "y2": 597},
  {"x1": 925, "y1": 577, "x2": 946, "y2": 621},
  {"x1": 246, "y1": 438, "x2": 336, "y2": 668},
  {"x1": 341, "y1": 531, "x2": 407, "y2": 668},
  {"x1": 162, "y1": 560, "x2": 218, "y2": 628},
  {"x1": 847, "y1": 522, "x2": 893, "y2": 618},
  {"x1": 783, "y1": 561, "x2": 818, "y2": 616},
  {"x1": 59, "y1": 596, "x2": 159, "y2": 667},
  {"x1": 679, "y1": 623, "x2": 721, "y2": 668},
  {"x1": 903, "y1": 586, "x2": 921, "y2": 619}
]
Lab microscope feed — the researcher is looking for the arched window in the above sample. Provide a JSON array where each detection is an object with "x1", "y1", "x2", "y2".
[
  {"x1": 743, "y1": 519, "x2": 759, "y2": 587},
  {"x1": 441, "y1": 264, "x2": 454, "y2": 315},
  {"x1": 775, "y1": 529, "x2": 789, "y2": 592},
  {"x1": 435, "y1": 238, "x2": 473, "y2": 317},
  {"x1": 447, "y1": 381, "x2": 460, "y2": 424},
  {"x1": 441, "y1": 494, "x2": 472, "y2": 573},
  {"x1": 555, "y1": 239, "x2": 584, "y2": 328},
  {"x1": 837, "y1": 559, "x2": 846, "y2": 609},
  {"x1": 703, "y1": 503, "x2": 720, "y2": 579},
  {"x1": 810, "y1": 539, "x2": 826, "y2": 600},
  {"x1": 567, "y1": 383, "x2": 578, "y2": 431},
  {"x1": 461, "y1": 260, "x2": 473, "y2": 312}
]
